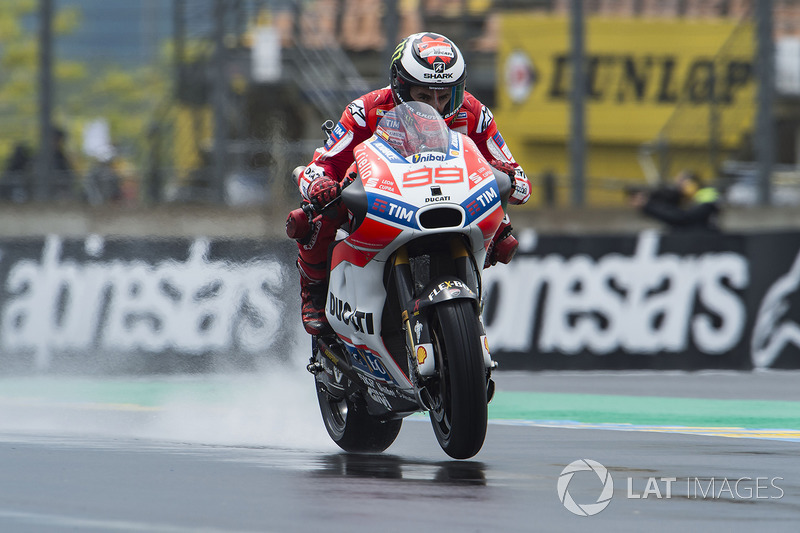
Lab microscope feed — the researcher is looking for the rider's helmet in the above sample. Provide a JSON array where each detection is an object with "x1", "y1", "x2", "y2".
[{"x1": 390, "y1": 32, "x2": 467, "y2": 123}]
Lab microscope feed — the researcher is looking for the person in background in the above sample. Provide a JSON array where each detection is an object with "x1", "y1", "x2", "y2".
[
  {"x1": 83, "y1": 150, "x2": 123, "y2": 205},
  {"x1": 52, "y1": 127, "x2": 77, "y2": 200},
  {"x1": 0, "y1": 143, "x2": 34, "y2": 202},
  {"x1": 630, "y1": 169, "x2": 721, "y2": 232}
]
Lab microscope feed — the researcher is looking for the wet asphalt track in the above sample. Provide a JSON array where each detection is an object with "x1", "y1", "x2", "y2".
[{"x1": 0, "y1": 370, "x2": 798, "y2": 532}]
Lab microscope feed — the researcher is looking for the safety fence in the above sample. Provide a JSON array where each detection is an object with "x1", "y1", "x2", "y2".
[
  {"x1": 0, "y1": 230, "x2": 798, "y2": 374},
  {"x1": 7, "y1": 1, "x2": 799, "y2": 210}
]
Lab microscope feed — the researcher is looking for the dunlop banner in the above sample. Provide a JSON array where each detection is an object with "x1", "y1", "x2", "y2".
[{"x1": 495, "y1": 16, "x2": 756, "y2": 145}]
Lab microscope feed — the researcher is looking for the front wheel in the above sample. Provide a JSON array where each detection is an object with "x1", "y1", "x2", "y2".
[
  {"x1": 428, "y1": 300, "x2": 488, "y2": 459},
  {"x1": 316, "y1": 387, "x2": 402, "y2": 453}
]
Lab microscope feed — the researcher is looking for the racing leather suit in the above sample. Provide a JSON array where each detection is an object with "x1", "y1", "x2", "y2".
[{"x1": 295, "y1": 87, "x2": 531, "y2": 285}]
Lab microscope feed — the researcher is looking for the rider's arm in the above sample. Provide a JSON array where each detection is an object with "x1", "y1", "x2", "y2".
[
  {"x1": 298, "y1": 94, "x2": 381, "y2": 201},
  {"x1": 466, "y1": 99, "x2": 531, "y2": 205}
]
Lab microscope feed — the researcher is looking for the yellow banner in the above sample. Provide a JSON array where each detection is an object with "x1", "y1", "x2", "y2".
[{"x1": 495, "y1": 16, "x2": 755, "y2": 146}]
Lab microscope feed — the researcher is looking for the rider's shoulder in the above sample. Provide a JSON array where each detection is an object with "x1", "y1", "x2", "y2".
[
  {"x1": 460, "y1": 91, "x2": 489, "y2": 118},
  {"x1": 350, "y1": 87, "x2": 393, "y2": 106},
  {"x1": 342, "y1": 88, "x2": 394, "y2": 129},
  {"x1": 456, "y1": 91, "x2": 496, "y2": 136}
]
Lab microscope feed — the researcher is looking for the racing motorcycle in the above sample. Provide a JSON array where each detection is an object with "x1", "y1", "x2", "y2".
[{"x1": 287, "y1": 102, "x2": 512, "y2": 459}]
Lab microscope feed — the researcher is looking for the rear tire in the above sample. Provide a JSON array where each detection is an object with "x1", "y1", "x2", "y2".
[
  {"x1": 317, "y1": 388, "x2": 402, "y2": 453},
  {"x1": 428, "y1": 300, "x2": 488, "y2": 459}
]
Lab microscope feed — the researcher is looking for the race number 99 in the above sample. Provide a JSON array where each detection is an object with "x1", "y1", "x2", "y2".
[{"x1": 402, "y1": 167, "x2": 464, "y2": 187}]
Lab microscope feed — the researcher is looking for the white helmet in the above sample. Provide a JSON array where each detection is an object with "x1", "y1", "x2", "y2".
[{"x1": 389, "y1": 32, "x2": 467, "y2": 122}]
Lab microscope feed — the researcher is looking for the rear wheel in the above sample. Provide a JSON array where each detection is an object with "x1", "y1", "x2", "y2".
[
  {"x1": 428, "y1": 300, "x2": 488, "y2": 459},
  {"x1": 317, "y1": 387, "x2": 402, "y2": 453}
]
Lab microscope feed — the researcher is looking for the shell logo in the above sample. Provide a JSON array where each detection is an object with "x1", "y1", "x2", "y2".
[{"x1": 416, "y1": 346, "x2": 428, "y2": 365}]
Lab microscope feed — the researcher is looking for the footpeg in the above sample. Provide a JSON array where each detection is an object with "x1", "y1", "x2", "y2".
[{"x1": 307, "y1": 361, "x2": 324, "y2": 374}]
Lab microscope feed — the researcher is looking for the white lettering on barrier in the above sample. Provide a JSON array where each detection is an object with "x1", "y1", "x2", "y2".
[
  {"x1": 752, "y1": 250, "x2": 800, "y2": 368},
  {"x1": 1, "y1": 236, "x2": 288, "y2": 369},
  {"x1": 483, "y1": 231, "x2": 749, "y2": 355}
]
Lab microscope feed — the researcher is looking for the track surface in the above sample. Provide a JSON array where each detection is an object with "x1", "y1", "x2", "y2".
[{"x1": 0, "y1": 369, "x2": 798, "y2": 532}]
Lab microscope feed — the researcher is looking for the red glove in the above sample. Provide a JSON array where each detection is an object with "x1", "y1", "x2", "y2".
[
  {"x1": 307, "y1": 175, "x2": 341, "y2": 209},
  {"x1": 490, "y1": 159, "x2": 517, "y2": 179}
]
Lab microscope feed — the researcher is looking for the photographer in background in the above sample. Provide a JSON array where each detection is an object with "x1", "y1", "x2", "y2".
[
  {"x1": 629, "y1": 169, "x2": 721, "y2": 232},
  {"x1": 0, "y1": 143, "x2": 33, "y2": 202}
]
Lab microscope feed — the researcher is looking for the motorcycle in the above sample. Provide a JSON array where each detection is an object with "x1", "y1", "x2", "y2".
[{"x1": 288, "y1": 102, "x2": 513, "y2": 459}]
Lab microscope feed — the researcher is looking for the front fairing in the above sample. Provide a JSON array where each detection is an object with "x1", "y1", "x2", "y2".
[
  {"x1": 328, "y1": 103, "x2": 506, "y2": 390},
  {"x1": 339, "y1": 103, "x2": 505, "y2": 268}
]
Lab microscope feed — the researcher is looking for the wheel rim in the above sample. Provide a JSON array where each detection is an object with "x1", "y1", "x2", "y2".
[
  {"x1": 429, "y1": 328, "x2": 453, "y2": 443},
  {"x1": 321, "y1": 389, "x2": 348, "y2": 440}
]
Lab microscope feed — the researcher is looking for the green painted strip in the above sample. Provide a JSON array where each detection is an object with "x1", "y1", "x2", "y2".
[
  {"x1": 4, "y1": 378, "x2": 800, "y2": 433},
  {"x1": 489, "y1": 391, "x2": 800, "y2": 431},
  {"x1": 0, "y1": 377, "x2": 243, "y2": 408}
]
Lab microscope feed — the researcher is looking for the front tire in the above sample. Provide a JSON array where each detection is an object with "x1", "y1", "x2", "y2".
[
  {"x1": 428, "y1": 300, "x2": 488, "y2": 459},
  {"x1": 316, "y1": 388, "x2": 402, "y2": 453}
]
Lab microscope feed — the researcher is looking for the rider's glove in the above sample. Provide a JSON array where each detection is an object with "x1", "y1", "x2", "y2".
[
  {"x1": 490, "y1": 159, "x2": 517, "y2": 182},
  {"x1": 307, "y1": 175, "x2": 341, "y2": 210},
  {"x1": 491, "y1": 159, "x2": 531, "y2": 205}
]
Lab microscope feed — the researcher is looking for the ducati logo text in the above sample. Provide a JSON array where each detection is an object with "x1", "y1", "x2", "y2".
[{"x1": 330, "y1": 293, "x2": 375, "y2": 334}]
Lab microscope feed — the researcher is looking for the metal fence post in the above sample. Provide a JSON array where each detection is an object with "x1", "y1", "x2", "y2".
[
  {"x1": 755, "y1": 0, "x2": 775, "y2": 206},
  {"x1": 213, "y1": 0, "x2": 227, "y2": 204},
  {"x1": 569, "y1": 0, "x2": 586, "y2": 207},
  {"x1": 36, "y1": 0, "x2": 54, "y2": 202}
]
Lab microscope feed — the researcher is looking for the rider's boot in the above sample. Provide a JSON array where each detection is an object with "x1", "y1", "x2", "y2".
[
  {"x1": 485, "y1": 215, "x2": 519, "y2": 268},
  {"x1": 297, "y1": 258, "x2": 332, "y2": 335},
  {"x1": 294, "y1": 200, "x2": 348, "y2": 335}
]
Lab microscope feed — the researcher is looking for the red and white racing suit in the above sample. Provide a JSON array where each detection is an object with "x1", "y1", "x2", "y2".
[{"x1": 295, "y1": 87, "x2": 531, "y2": 284}]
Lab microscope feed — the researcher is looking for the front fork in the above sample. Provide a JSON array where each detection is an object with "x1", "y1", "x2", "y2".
[{"x1": 393, "y1": 240, "x2": 497, "y2": 408}]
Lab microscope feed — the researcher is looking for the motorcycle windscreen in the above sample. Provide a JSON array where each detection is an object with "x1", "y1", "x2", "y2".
[{"x1": 374, "y1": 102, "x2": 451, "y2": 159}]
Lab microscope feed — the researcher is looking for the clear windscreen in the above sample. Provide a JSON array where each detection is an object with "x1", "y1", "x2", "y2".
[{"x1": 374, "y1": 101, "x2": 451, "y2": 159}]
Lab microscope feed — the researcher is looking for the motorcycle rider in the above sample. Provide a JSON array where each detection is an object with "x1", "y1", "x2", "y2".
[{"x1": 291, "y1": 32, "x2": 532, "y2": 335}]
